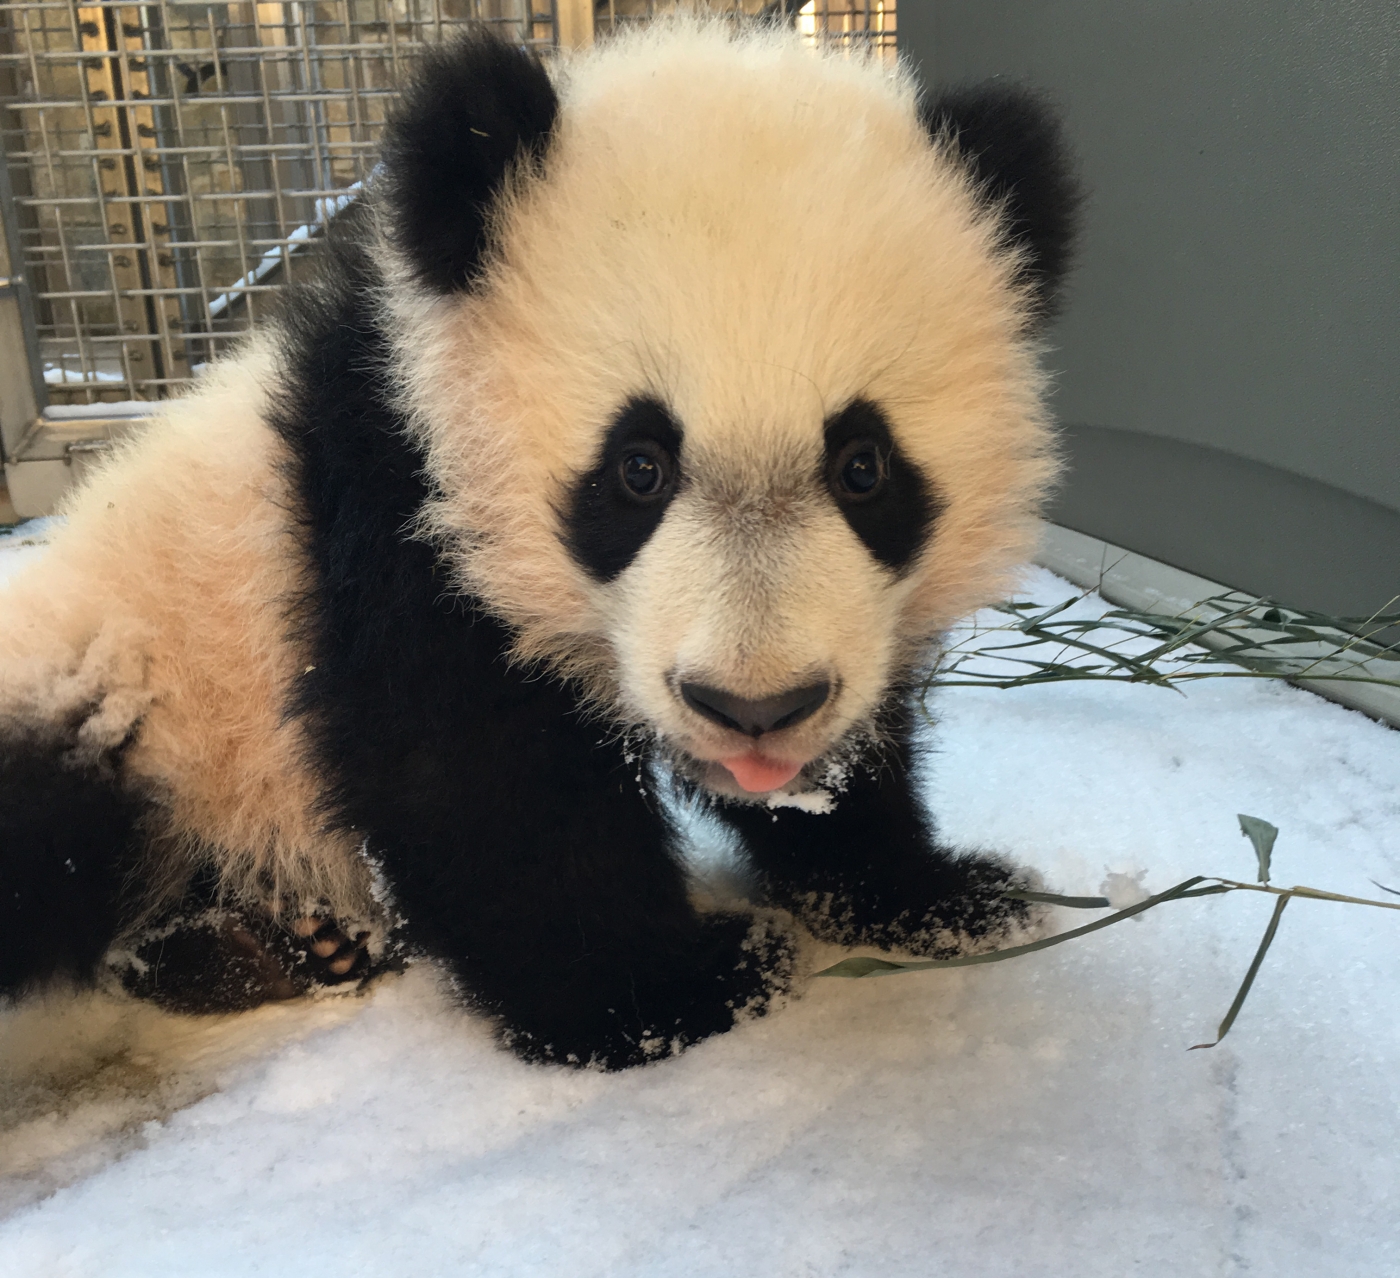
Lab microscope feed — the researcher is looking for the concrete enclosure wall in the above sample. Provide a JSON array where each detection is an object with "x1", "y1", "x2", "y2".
[{"x1": 898, "y1": 0, "x2": 1400, "y2": 618}]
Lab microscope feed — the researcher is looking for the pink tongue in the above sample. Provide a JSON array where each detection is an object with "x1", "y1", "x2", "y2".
[{"x1": 720, "y1": 753, "x2": 804, "y2": 793}]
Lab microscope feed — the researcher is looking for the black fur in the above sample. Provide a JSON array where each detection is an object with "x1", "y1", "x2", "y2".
[
  {"x1": 563, "y1": 396, "x2": 685, "y2": 582},
  {"x1": 922, "y1": 84, "x2": 1081, "y2": 326},
  {"x1": 120, "y1": 906, "x2": 305, "y2": 1014},
  {"x1": 0, "y1": 727, "x2": 143, "y2": 994},
  {"x1": 712, "y1": 702, "x2": 1032, "y2": 954},
  {"x1": 269, "y1": 211, "x2": 787, "y2": 1068},
  {"x1": 378, "y1": 31, "x2": 558, "y2": 294},
  {"x1": 115, "y1": 867, "x2": 376, "y2": 1013},
  {"x1": 823, "y1": 399, "x2": 940, "y2": 574}
]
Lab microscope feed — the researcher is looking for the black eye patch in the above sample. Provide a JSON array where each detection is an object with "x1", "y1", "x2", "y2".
[
  {"x1": 823, "y1": 399, "x2": 939, "y2": 572},
  {"x1": 562, "y1": 396, "x2": 683, "y2": 582}
]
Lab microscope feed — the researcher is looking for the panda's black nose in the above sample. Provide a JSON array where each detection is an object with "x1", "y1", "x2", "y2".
[{"x1": 679, "y1": 680, "x2": 830, "y2": 737}]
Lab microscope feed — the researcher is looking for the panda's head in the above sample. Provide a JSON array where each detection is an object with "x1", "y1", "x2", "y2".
[{"x1": 377, "y1": 20, "x2": 1078, "y2": 799}]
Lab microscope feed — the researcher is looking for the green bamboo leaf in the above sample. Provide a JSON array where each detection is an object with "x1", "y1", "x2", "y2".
[
  {"x1": 1189, "y1": 892, "x2": 1291, "y2": 1050},
  {"x1": 1016, "y1": 595, "x2": 1079, "y2": 629},
  {"x1": 1004, "y1": 889, "x2": 1112, "y2": 909},
  {"x1": 1237, "y1": 814, "x2": 1279, "y2": 883},
  {"x1": 926, "y1": 590, "x2": 1400, "y2": 702},
  {"x1": 812, "y1": 956, "x2": 913, "y2": 978},
  {"x1": 814, "y1": 876, "x2": 1215, "y2": 979}
]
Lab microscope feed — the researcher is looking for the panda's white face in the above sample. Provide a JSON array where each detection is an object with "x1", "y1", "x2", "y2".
[
  {"x1": 591, "y1": 399, "x2": 918, "y2": 795},
  {"x1": 392, "y1": 23, "x2": 1055, "y2": 797}
]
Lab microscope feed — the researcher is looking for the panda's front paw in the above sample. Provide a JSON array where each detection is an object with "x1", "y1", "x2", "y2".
[
  {"x1": 795, "y1": 853, "x2": 1045, "y2": 960},
  {"x1": 892, "y1": 857, "x2": 1046, "y2": 959},
  {"x1": 499, "y1": 912, "x2": 795, "y2": 1070}
]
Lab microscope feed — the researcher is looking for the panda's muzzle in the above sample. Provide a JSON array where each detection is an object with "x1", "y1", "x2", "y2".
[{"x1": 679, "y1": 680, "x2": 830, "y2": 738}]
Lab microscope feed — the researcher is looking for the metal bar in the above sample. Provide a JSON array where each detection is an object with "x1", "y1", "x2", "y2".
[{"x1": 0, "y1": 152, "x2": 44, "y2": 461}]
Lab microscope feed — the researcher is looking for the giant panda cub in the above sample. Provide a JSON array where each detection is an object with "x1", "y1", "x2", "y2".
[{"x1": 0, "y1": 19, "x2": 1076, "y2": 1069}]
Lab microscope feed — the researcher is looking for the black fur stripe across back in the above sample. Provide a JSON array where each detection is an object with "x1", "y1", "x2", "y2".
[{"x1": 267, "y1": 36, "x2": 783, "y2": 1067}]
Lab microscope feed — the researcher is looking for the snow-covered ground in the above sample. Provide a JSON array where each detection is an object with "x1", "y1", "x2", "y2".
[{"x1": 2, "y1": 526, "x2": 1398, "y2": 1277}]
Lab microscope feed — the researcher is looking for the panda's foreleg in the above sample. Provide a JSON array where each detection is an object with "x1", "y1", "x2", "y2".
[
  {"x1": 371, "y1": 753, "x2": 794, "y2": 1070},
  {"x1": 716, "y1": 722, "x2": 1034, "y2": 957},
  {"x1": 465, "y1": 889, "x2": 792, "y2": 1071},
  {"x1": 0, "y1": 726, "x2": 141, "y2": 995}
]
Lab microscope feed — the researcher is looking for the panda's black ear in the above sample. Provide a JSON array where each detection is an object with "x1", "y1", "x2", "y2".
[
  {"x1": 379, "y1": 32, "x2": 558, "y2": 294},
  {"x1": 921, "y1": 84, "x2": 1081, "y2": 328}
]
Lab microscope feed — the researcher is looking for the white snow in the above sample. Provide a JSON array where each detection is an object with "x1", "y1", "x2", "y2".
[
  {"x1": 42, "y1": 367, "x2": 126, "y2": 387},
  {"x1": 2, "y1": 538, "x2": 1398, "y2": 1276},
  {"x1": 766, "y1": 788, "x2": 836, "y2": 815}
]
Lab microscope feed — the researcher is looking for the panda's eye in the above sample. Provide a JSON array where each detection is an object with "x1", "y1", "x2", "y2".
[
  {"x1": 619, "y1": 444, "x2": 672, "y2": 500},
  {"x1": 832, "y1": 439, "x2": 886, "y2": 501},
  {"x1": 841, "y1": 450, "x2": 880, "y2": 494}
]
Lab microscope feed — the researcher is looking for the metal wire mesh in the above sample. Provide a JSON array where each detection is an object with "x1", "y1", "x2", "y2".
[
  {"x1": 0, "y1": 0, "x2": 552, "y2": 406},
  {"x1": 0, "y1": 0, "x2": 894, "y2": 412}
]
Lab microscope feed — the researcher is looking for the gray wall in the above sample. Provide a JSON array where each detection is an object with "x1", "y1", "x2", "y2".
[{"x1": 899, "y1": 0, "x2": 1400, "y2": 618}]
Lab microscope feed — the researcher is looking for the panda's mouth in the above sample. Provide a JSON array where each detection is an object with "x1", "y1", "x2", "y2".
[
  {"x1": 715, "y1": 751, "x2": 805, "y2": 793},
  {"x1": 688, "y1": 755, "x2": 813, "y2": 801},
  {"x1": 652, "y1": 736, "x2": 814, "y2": 799},
  {"x1": 675, "y1": 729, "x2": 825, "y2": 799},
  {"x1": 666, "y1": 734, "x2": 858, "y2": 802}
]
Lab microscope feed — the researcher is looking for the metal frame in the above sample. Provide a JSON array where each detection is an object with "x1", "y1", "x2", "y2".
[{"x1": 0, "y1": 143, "x2": 45, "y2": 467}]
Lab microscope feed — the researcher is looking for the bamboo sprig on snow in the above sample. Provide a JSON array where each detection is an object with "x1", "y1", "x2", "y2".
[
  {"x1": 921, "y1": 590, "x2": 1400, "y2": 701},
  {"x1": 815, "y1": 816, "x2": 1400, "y2": 1050}
]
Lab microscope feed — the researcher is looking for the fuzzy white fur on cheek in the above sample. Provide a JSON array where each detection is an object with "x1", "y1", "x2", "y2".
[
  {"x1": 605, "y1": 497, "x2": 906, "y2": 762},
  {"x1": 389, "y1": 288, "x2": 614, "y2": 676}
]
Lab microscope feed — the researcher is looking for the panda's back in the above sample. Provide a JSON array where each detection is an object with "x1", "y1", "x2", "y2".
[{"x1": 0, "y1": 337, "x2": 365, "y2": 915}]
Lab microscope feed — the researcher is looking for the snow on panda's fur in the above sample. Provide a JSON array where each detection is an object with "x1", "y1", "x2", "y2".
[{"x1": 0, "y1": 19, "x2": 1077, "y2": 1067}]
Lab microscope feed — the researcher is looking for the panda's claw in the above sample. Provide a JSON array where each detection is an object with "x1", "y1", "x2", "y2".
[{"x1": 294, "y1": 917, "x2": 372, "y2": 985}]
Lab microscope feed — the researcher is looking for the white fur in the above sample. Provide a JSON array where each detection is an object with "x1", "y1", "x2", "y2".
[{"x1": 0, "y1": 342, "x2": 369, "y2": 918}]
